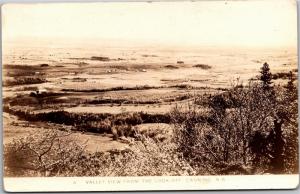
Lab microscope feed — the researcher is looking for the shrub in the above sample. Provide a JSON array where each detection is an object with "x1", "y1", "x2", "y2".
[
  {"x1": 4, "y1": 130, "x2": 195, "y2": 177},
  {"x1": 112, "y1": 124, "x2": 135, "y2": 139},
  {"x1": 4, "y1": 129, "x2": 85, "y2": 177},
  {"x1": 3, "y1": 77, "x2": 47, "y2": 86},
  {"x1": 272, "y1": 71, "x2": 295, "y2": 80},
  {"x1": 170, "y1": 77, "x2": 298, "y2": 174},
  {"x1": 193, "y1": 64, "x2": 212, "y2": 69},
  {"x1": 91, "y1": 56, "x2": 110, "y2": 61},
  {"x1": 164, "y1": 65, "x2": 179, "y2": 69}
]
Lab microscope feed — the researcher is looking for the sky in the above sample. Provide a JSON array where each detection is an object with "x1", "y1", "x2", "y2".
[{"x1": 1, "y1": 0, "x2": 297, "y2": 49}]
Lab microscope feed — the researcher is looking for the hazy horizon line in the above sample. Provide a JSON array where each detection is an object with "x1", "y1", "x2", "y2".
[{"x1": 3, "y1": 37, "x2": 297, "y2": 52}]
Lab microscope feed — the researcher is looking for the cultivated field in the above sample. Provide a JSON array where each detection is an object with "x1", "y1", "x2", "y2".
[{"x1": 3, "y1": 45, "x2": 298, "y2": 176}]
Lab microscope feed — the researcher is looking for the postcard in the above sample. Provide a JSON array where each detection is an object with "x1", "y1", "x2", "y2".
[{"x1": 2, "y1": 0, "x2": 298, "y2": 192}]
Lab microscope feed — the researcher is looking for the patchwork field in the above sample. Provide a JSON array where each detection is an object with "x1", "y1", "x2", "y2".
[
  {"x1": 2, "y1": 44, "x2": 298, "y2": 178},
  {"x1": 3, "y1": 46, "x2": 297, "y2": 153}
]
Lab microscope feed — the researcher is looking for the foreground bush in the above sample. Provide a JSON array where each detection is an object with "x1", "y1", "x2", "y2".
[
  {"x1": 170, "y1": 70, "x2": 298, "y2": 174},
  {"x1": 4, "y1": 129, "x2": 194, "y2": 177},
  {"x1": 4, "y1": 129, "x2": 85, "y2": 176}
]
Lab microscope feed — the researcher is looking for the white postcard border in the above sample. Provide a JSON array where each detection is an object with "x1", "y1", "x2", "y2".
[{"x1": 3, "y1": 175, "x2": 299, "y2": 192}]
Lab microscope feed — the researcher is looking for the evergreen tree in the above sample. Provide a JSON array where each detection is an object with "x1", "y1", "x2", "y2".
[
  {"x1": 260, "y1": 62, "x2": 272, "y2": 89},
  {"x1": 284, "y1": 71, "x2": 297, "y2": 101},
  {"x1": 282, "y1": 71, "x2": 298, "y2": 173}
]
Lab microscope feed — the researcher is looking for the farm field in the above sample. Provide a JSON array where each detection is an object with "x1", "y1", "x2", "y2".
[
  {"x1": 1, "y1": 2, "x2": 299, "y2": 191},
  {"x1": 3, "y1": 45, "x2": 297, "y2": 152}
]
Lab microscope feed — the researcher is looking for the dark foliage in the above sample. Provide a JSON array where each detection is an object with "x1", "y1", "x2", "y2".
[
  {"x1": 259, "y1": 62, "x2": 272, "y2": 89},
  {"x1": 193, "y1": 64, "x2": 212, "y2": 69},
  {"x1": 4, "y1": 77, "x2": 47, "y2": 86},
  {"x1": 40, "y1": 64, "x2": 49, "y2": 67},
  {"x1": 272, "y1": 72, "x2": 293, "y2": 80},
  {"x1": 3, "y1": 106, "x2": 171, "y2": 137},
  {"x1": 90, "y1": 56, "x2": 110, "y2": 61},
  {"x1": 171, "y1": 65, "x2": 298, "y2": 174}
]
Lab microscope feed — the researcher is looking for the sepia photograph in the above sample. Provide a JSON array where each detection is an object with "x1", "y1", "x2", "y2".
[{"x1": 1, "y1": 0, "x2": 299, "y2": 191}]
